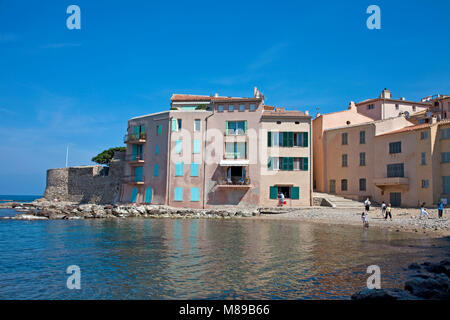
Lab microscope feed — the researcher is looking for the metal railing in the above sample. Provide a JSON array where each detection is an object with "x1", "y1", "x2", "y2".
[
  {"x1": 224, "y1": 152, "x2": 247, "y2": 159},
  {"x1": 125, "y1": 154, "x2": 145, "y2": 162},
  {"x1": 217, "y1": 176, "x2": 251, "y2": 185},
  {"x1": 124, "y1": 132, "x2": 147, "y2": 143},
  {"x1": 122, "y1": 175, "x2": 145, "y2": 183}
]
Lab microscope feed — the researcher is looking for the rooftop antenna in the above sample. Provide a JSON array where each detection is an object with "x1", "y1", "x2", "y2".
[{"x1": 65, "y1": 145, "x2": 69, "y2": 168}]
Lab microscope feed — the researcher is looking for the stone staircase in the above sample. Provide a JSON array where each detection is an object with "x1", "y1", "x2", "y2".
[{"x1": 313, "y1": 192, "x2": 365, "y2": 208}]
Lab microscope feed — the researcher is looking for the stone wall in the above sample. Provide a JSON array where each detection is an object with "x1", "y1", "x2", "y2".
[{"x1": 43, "y1": 151, "x2": 125, "y2": 204}]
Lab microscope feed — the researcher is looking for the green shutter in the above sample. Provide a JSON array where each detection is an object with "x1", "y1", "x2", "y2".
[
  {"x1": 145, "y1": 187, "x2": 152, "y2": 203},
  {"x1": 282, "y1": 132, "x2": 288, "y2": 147},
  {"x1": 130, "y1": 187, "x2": 138, "y2": 203},
  {"x1": 140, "y1": 124, "x2": 145, "y2": 134},
  {"x1": 157, "y1": 125, "x2": 162, "y2": 135},
  {"x1": 302, "y1": 157, "x2": 308, "y2": 171},
  {"x1": 244, "y1": 120, "x2": 247, "y2": 133},
  {"x1": 303, "y1": 132, "x2": 308, "y2": 147},
  {"x1": 268, "y1": 157, "x2": 273, "y2": 170},
  {"x1": 291, "y1": 187, "x2": 300, "y2": 200},
  {"x1": 268, "y1": 131, "x2": 272, "y2": 147},
  {"x1": 171, "y1": 119, "x2": 177, "y2": 132},
  {"x1": 154, "y1": 164, "x2": 159, "y2": 176},
  {"x1": 288, "y1": 157, "x2": 294, "y2": 171},
  {"x1": 288, "y1": 132, "x2": 294, "y2": 147},
  {"x1": 225, "y1": 121, "x2": 229, "y2": 135},
  {"x1": 131, "y1": 145, "x2": 137, "y2": 160},
  {"x1": 176, "y1": 140, "x2": 182, "y2": 153},
  {"x1": 270, "y1": 186, "x2": 278, "y2": 199},
  {"x1": 133, "y1": 125, "x2": 140, "y2": 139}
]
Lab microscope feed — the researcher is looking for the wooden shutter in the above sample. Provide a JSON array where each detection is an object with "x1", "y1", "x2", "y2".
[
  {"x1": 291, "y1": 187, "x2": 300, "y2": 200},
  {"x1": 268, "y1": 131, "x2": 272, "y2": 147},
  {"x1": 225, "y1": 121, "x2": 229, "y2": 135},
  {"x1": 270, "y1": 186, "x2": 278, "y2": 199},
  {"x1": 288, "y1": 157, "x2": 294, "y2": 171},
  {"x1": 244, "y1": 120, "x2": 247, "y2": 133},
  {"x1": 288, "y1": 132, "x2": 294, "y2": 147},
  {"x1": 268, "y1": 157, "x2": 273, "y2": 170},
  {"x1": 303, "y1": 132, "x2": 308, "y2": 147},
  {"x1": 171, "y1": 119, "x2": 177, "y2": 132},
  {"x1": 145, "y1": 187, "x2": 152, "y2": 203},
  {"x1": 302, "y1": 158, "x2": 308, "y2": 170}
]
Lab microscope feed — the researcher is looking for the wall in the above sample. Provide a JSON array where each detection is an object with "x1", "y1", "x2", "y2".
[{"x1": 44, "y1": 151, "x2": 125, "y2": 204}]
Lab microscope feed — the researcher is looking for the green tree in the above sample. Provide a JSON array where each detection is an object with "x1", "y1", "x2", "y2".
[{"x1": 91, "y1": 147, "x2": 126, "y2": 165}]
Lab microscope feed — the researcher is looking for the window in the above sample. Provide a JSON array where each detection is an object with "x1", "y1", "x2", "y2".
[
  {"x1": 226, "y1": 121, "x2": 246, "y2": 135},
  {"x1": 194, "y1": 119, "x2": 201, "y2": 132},
  {"x1": 268, "y1": 157, "x2": 280, "y2": 170},
  {"x1": 360, "y1": 131, "x2": 366, "y2": 144},
  {"x1": 191, "y1": 163, "x2": 199, "y2": 177},
  {"x1": 359, "y1": 178, "x2": 366, "y2": 191},
  {"x1": 443, "y1": 176, "x2": 450, "y2": 194},
  {"x1": 193, "y1": 140, "x2": 201, "y2": 154},
  {"x1": 190, "y1": 188, "x2": 200, "y2": 202},
  {"x1": 175, "y1": 162, "x2": 183, "y2": 176},
  {"x1": 360, "y1": 152, "x2": 366, "y2": 166},
  {"x1": 421, "y1": 152, "x2": 426, "y2": 165},
  {"x1": 171, "y1": 119, "x2": 181, "y2": 132},
  {"x1": 218, "y1": 105, "x2": 224, "y2": 112},
  {"x1": 174, "y1": 187, "x2": 183, "y2": 201},
  {"x1": 422, "y1": 180, "x2": 429, "y2": 188},
  {"x1": 157, "y1": 125, "x2": 162, "y2": 135},
  {"x1": 342, "y1": 154, "x2": 348, "y2": 167},
  {"x1": 154, "y1": 164, "x2": 159, "y2": 177},
  {"x1": 413, "y1": 106, "x2": 416, "y2": 112},
  {"x1": 239, "y1": 104, "x2": 245, "y2": 112},
  {"x1": 395, "y1": 104, "x2": 399, "y2": 110},
  {"x1": 225, "y1": 142, "x2": 247, "y2": 159},
  {"x1": 293, "y1": 157, "x2": 308, "y2": 171},
  {"x1": 250, "y1": 104, "x2": 256, "y2": 111},
  {"x1": 420, "y1": 131, "x2": 428, "y2": 139},
  {"x1": 441, "y1": 128, "x2": 450, "y2": 139},
  {"x1": 387, "y1": 163, "x2": 404, "y2": 177},
  {"x1": 389, "y1": 141, "x2": 402, "y2": 154},
  {"x1": 155, "y1": 144, "x2": 159, "y2": 155},
  {"x1": 134, "y1": 167, "x2": 143, "y2": 182},
  {"x1": 442, "y1": 152, "x2": 450, "y2": 163},
  {"x1": 281, "y1": 157, "x2": 294, "y2": 171},
  {"x1": 341, "y1": 179, "x2": 348, "y2": 191},
  {"x1": 342, "y1": 132, "x2": 348, "y2": 145},
  {"x1": 367, "y1": 104, "x2": 374, "y2": 110},
  {"x1": 228, "y1": 105, "x2": 234, "y2": 112},
  {"x1": 329, "y1": 180, "x2": 336, "y2": 193},
  {"x1": 176, "y1": 140, "x2": 182, "y2": 153}
]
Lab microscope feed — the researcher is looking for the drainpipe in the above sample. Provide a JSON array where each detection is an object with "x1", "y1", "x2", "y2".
[
  {"x1": 166, "y1": 116, "x2": 173, "y2": 205},
  {"x1": 202, "y1": 105, "x2": 215, "y2": 209},
  {"x1": 309, "y1": 116, "x2": 313, "y2": 206}
]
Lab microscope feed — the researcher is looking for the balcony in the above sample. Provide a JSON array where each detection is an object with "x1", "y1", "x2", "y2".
[
  {"x1": 123, "y1": 175, "x2": 145, "y2": 185},
  {"x1": 374, "y1": 177, "x2": 409, "y2": 191},
  {"x1": 215, "y1": 166, "x2": 252, "y2": 188},
  {"x1": 225, "y1": 128, "x2": 246, "y2": 136},
  {"x1": 224, "y1": 152, "x2": 247, "y2": 160},
  {"x1": 124, "y1": 132, "x2": 147, "y2": 144},
  {"x1": 125, "y1": 154, "x2": 145, "y2": 165}
]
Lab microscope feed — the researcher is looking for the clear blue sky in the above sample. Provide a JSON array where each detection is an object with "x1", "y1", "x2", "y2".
[{"x1": 0, "y1": 0, "x2": 449, "y2": 195}]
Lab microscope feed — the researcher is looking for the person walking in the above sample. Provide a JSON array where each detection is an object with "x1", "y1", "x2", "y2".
[
  {"x1": 278, "y1": 191, "x2": 285, "y2": 207},
  {"x1": 361, "y1": 212, "x2": 369, "y2": 228},
  {"x1": 364, "y1": 198, "x2": 371, "y2": 213},
  {"x1": 385, "y1": 203, "x2": 392, "y2": 221},
  {"x1": 420, "y1": 202, "x2": 430, "y2": 219},
  {"x1": 381, "y1": 201, "x2": 387, "y2": 218},
  {"x1": 438, "y1": 200, "x2": 445, "y2": 219}
]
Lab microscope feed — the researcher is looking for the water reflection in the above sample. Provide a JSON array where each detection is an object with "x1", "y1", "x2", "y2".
[{"x1": 0, "y1": 214, "x2": 448, "y2": 299}]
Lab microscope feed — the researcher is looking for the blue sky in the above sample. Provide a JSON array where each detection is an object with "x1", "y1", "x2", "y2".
[{"x1": 0, "y1": 0, "x2": 449, "y2": 195}]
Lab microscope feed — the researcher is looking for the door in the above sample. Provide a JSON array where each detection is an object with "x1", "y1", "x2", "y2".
[
  {"x1": 329, "y1": 180, "x2": 336, "y2": 194},
  {"x1": 390, "y1": 192, "x2": 401, "y2": 207},
  {"x1": 130, "y1": 187, "x2": 138, "y2": 203},
  {"x1": 144, "y1": 187, "x2": 152, "y2": 203}
]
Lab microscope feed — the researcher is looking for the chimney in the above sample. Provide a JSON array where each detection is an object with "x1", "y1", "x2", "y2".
[
  {"x1": 380, "y1": 88, "x2": 392, "y2": 99},
  {"x1": 348, "y1": 101, "x2": 356, "y2": 110},
  {"x1": 304, "y1": 110, "x2": 309, "y2": 115},
  {"x1": 214, "y1": 93, "x2": 219, "y2": 97},
  {"x1": 431, "y1": 116, "x2": 437, "y2": 124}
]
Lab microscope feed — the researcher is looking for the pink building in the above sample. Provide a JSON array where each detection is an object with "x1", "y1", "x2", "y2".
[{"x1": 121, "y1": 88, "x2": 313, "y2": 208}]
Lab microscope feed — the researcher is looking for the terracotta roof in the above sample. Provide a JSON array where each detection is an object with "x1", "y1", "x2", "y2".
[
  {"x1": 376, "y1": 123, "x2": 432, "y2": 137},
  {"x1": 264, "y1": 105, "x2": 275, "y2": 110},
  {"x1": 171, "y1": 94, "x2": 260, "y2": 102},
  {"x1": 262, "y1": 110, "x2": 310, "y2": 118},
  {"x1": 355, "y1": 97, "x2": 431, "y2": 106}
]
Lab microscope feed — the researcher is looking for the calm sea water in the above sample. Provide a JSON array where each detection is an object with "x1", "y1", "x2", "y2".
[
  {"x1": 0, "y1": 208, "x2": 448, "y2": 300},
  {"x1": 0, "y1": 195, "x2": 41, "y2": 203}
]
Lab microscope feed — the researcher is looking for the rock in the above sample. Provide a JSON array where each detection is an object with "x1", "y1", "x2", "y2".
[
  {"x1": 351, "y1": 288, "x2": 420, "y2": 300},
  {"x1": 408, "y1": 263, "x2": 421, "y2": 270},
  {"x1": 405, "y1": 275, "x2": 450, "y2": 299},
  {"x1": 14, "y1": 214, "x2": 48, "y2": 220}
]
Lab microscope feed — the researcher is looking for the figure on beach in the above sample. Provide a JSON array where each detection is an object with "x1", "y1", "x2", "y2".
[
  {"x1": 384, "y1": 203, "x2": 392, "y2": 221},
  {"x1": 361, "y1": 212, "x2": 369, "y2": 228},
  {"x1": 278, "y1": 191, "x2": 285, "y2": 207},
  {"x1": 438, "y1": 200, "x2": 445, "y2": 219},
  {"x1": 364, "y1": 198, "x2": 371, "y2": 213},
  {"x1": 381, "y1": 201, "x2": 386, "y2": 218},
  {"x1": 420, "y1": 202, "x2": 430, "y2": 219}
]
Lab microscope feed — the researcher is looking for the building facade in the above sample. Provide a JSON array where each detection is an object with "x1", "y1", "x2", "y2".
[{"x1": 120, "y1": 88, "x2": 313, "y2": 208}]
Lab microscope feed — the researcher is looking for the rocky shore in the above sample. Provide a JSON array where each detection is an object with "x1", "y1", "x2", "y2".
[
  {"x1": 1, "y1": 200, "x2": 449, "y2": 237},
  {"x1": 352, "y1": 258, "x2": 450, "y2": 300}
]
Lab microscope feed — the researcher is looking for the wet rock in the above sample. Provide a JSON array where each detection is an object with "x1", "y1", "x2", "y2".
[
  {"x1": 351, "y1": 288, "x2": 420, "y2": 300},
  {"x1": 14, "y1": 214, "x2": 48, "y2": 220},
  {"x1": 405, "y1": 274, "x2": 450, "y2": 299}
]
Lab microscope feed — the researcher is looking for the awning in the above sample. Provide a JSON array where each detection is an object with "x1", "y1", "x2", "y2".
[{"x1": 219, "y1": 159, "x2": 249, "y2": 167}]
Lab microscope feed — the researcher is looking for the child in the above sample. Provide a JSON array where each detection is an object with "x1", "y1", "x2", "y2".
[
  {"x1": 361, "y1": 212, "x2": 369, "y2": 228},
  {"x1": 438, "y1": 200, "x2": 444, "y2": 219},
  {"x1": 385, "y1": 203, "x2": 392, "y2": 221},
  {"x1": 364, "y1": 198, "x2": 371, "y2": 213},
  {"x1": 420, "y1": 202, "x2": 430, "y2": 219}
]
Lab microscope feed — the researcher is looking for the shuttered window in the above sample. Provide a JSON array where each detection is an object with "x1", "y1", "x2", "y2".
[
  {"x1": 270, "y1": 186, "x2": 278, "y2": 199},
  {"x1": 191, "y1": 163, "x2": 199, "y2": 177},
  {"x1": 174, "y1": 187, "x2": 183, "y2": 201},
  {"x1": 190, "y1": 188, "x2": 200, "y2": 202},
  {"x1": 175, "y1": 162, "x2": 183, "y2": 176},
  {"x1": 291, "y1": 187, "x2": 300, "y2": 200}
]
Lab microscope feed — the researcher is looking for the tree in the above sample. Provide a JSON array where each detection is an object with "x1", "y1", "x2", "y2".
[{"x1": 91, "y1": 147, "x2": 126, "y2": 165}]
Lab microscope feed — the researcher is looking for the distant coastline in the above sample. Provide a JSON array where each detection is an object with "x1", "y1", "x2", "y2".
[{"x1": 0, "y1": 195, "x2": 42, "y2": 203}]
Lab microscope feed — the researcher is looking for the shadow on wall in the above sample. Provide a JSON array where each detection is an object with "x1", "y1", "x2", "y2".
[{"x1": 206, "y1": 166, "x2": 249, "y2": 205}]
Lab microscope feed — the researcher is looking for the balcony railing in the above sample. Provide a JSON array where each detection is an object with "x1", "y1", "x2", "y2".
[
  {"x1": 125, "y1": 154, "x2": 145, "y2": 163},
  {"x1": 216, "y1": 176, "x2": 251, "y2": 186},
  {"x1": 225, "y1": 129, "x2": 246, "y2": 136},
  {"x1": 224, "y1": 152, "x2": 247, "y2": 159},
  {"x1": 123, "y1": 175, "x2": 145, "y2": 184},
  {"x1": 124, "y1": 132, "x2": 147, "y2": 143}
]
